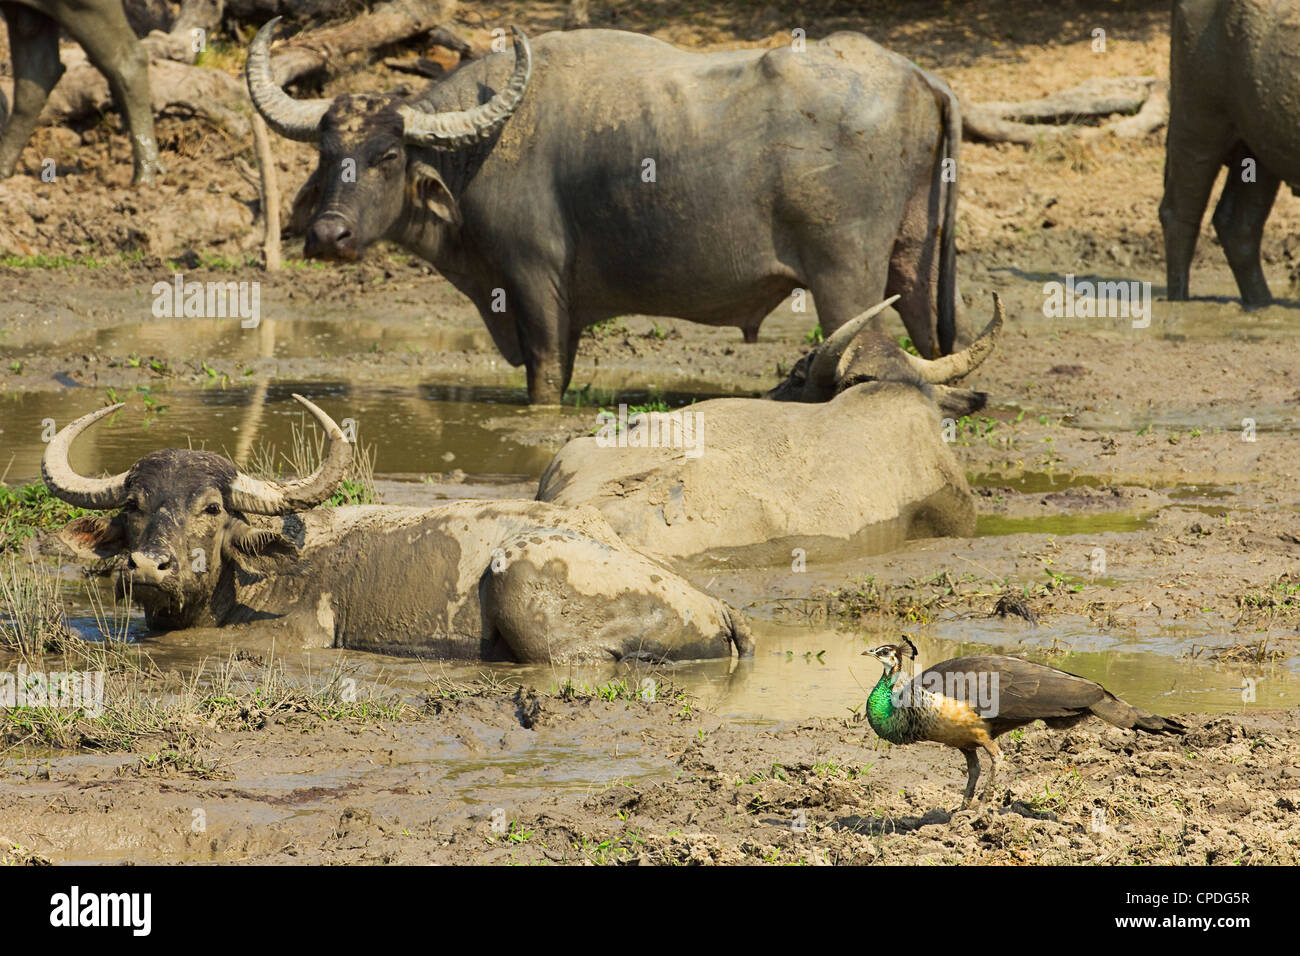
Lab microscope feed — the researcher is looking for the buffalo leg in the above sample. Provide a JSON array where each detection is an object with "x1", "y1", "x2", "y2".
[
  {"x1": 523, "y1": 331, "x2": 569, "y2": 406},
  {"x1": 804, "y1": 238, "x2": 893, "y2": 351},
  {"x1": 484, "y1": 530, "x2": 737, "y2": 663},
  {"x1": 59, "y1": 1, "x2": 162, "y2": 184},
  {"x1": 1159, "y1": 116, "x2": 1233, "y2": 301},
  {"x1": 510, "y1": 279, "x2": 570, "y2": 405},
  {"x1": 1211, "y1": 149, "x2": 1280, "y2": 309},
  {"x1": 0, "y1": 5, "x2": 63, "y2": 180}
]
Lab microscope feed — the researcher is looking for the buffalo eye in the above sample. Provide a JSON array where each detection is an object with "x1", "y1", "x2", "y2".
[
  {"x1": 375, "y1": 149, "x2": 400, "y2": 168},
  {"x1": 122, "y1": 498, "x2": 140, "y2": 514},
  {"x1": 203, "y1": 503, "x2": 222, "y2": 516}
]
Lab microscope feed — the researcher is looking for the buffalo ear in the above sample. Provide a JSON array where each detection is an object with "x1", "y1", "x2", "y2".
[
  {"x1": 932, "y1": 385, "x2": 988, "y2": 418},
  {"x1": 408, "y1": 160, "x2": 461, "y2": 226},
  {"x1": 226, "y1": 522, "x2": 299, "y2": 570},
  {"x1": 288, "y1": 166, "x2": 325, "y2": 236},
  {"x1": 56, "y1": 515, "x2": 126, "y2": 560}
]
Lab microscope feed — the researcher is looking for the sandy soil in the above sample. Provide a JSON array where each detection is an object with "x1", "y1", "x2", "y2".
[
  {"x1": 2, "y1": 683, "x2": 1295, "y2": 865},
  {"x1": 2, "y1": 0, "x2": 1299, "y2": 864}
]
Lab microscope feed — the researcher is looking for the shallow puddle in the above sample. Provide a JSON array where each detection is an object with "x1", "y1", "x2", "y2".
[
  {"x1": 0, "y1": 315, "x2": 496, "y2": 361},
  {"x1": 0, "y1": 383, "x2": 737, "y2": 484},
  {"x1": 63, "y1": 612, "x2": 1298, "y2": 725},
  {"x1": 975, "y1": 512, "x2": 1154, "y2": 536}
]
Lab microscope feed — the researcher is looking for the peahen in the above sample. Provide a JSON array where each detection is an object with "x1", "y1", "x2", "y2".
[{"x1": 862, "y1": 637, "x2": 1186, "y2": 808}]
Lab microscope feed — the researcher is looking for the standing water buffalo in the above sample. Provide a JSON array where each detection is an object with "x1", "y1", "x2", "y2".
[
  {"x1": 1161, "y1": 0, "x2": 1300, "y2": 306},
  {"x1": 536, "y1": 296, "x2": 1003, "y2": 568},
  {"x1": 45, "y1": 396, "x2": 753, "y2": 662},
  {"x1": 246, "y1": 21, "x2": 969, "y2": 404},
  {"x1": 0, "y1": 0, "x2": 161, "y2": 183}
]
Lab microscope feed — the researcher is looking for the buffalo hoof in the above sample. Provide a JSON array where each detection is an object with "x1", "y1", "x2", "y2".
[{"x1": 132, "y1": 160, "x2": 165, "y2": 186}]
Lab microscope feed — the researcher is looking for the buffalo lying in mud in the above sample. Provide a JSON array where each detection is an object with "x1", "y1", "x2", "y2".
[
  {"x1": 536, "y1": 296, "x2": 1003, "y2": 568},
  {"x1": 1162, "y1": 0, "x2": 1300, "y2": 306},
  {"x1": 44, "y1": 396, "x2": 754, "y2": 662},
  {"x1": 247, "y1": 21, "x2": 969, "y2": 404},
  {"x1": 0, "y1": 0, "x2": 161, "y2": 183}
]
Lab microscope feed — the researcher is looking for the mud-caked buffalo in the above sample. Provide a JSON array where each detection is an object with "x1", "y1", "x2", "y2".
[
  {"x1": 45, "y1": 396, "x2": 753, "y2": 662},
  {"x1": 536, "y1": 296, "x2": 1003, "y2": 568},
  {"x1": 0, "y1": 0, "x2": 160, "y2": 183},
  {"x1": 246, "y1": 21, "x2": 970, "y2": 404},
  {"x1": 1161, "y1": 0, "x2": 1300, "y2": 306}
]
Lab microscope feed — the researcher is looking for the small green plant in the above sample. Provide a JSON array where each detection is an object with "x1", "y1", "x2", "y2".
[
  {"x1": 589, "y1": 400, "x2": 673, "y2": 435},
  {"x1": 584, "y1": 317, "x2": 629, "y2": 340},
  {"x1": 0, "y1": 483, "x2": 89, "y2": 553},
  {"x1": 502, "y1": 820, "x2": 533, "y2": 844}
]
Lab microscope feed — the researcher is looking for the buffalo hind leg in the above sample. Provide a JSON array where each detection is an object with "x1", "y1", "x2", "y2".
[
  {"x1": 484, "y1": 531, "x2": 737, "y2": 663},
  {"x1": 1212, "y1": 147, "x2": 1280, "y2": 308},
  {"x1": 59, "y1": 0, "x2": 162, "y2": 184},
  {"x1": 0, "y1": 5, "x2": 63, "y2": 180}
]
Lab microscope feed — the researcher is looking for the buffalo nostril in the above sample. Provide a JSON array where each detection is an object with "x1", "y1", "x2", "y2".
[
  {"x1": 306, "y1": 218, "x2": 355, "y2": 259},
  {"x1": 128, "y1": 551, "x2": 174, "y2": 578}
]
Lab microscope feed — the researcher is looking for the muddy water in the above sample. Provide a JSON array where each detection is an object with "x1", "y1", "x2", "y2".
[
  {"x1": 0, "y1": 385, "x2": 641, "y2": 483},
  {"x1": 54, "y1": 598, "x2": 1300, "y2": 725},
  {"x1": 7, "y1": 281, "x2": 1300, "y2": 742},
  {"x1": 993, "y1": 268, "x2": 1300, "y2": 338},
  {"x1": 0, "y1": 383, "x2": 735, "y2": 484},
  {"x1": 0, "y1": 315, "x2": 496, "y2": 360}
]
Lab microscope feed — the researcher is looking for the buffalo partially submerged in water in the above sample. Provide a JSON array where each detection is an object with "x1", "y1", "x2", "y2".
[
  {"x1": 537, "y1": 296, "x2": 1003, "y2": 568},
  {"x1": 246, "y1": 21, "x2": 970, "y2": 404},
  {"x1": 45, "y1": 397, "x2": 753, "y2": 662}
]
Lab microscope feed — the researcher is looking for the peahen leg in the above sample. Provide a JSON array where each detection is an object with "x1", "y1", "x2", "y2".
[
  {"x1": 961, "y1": 749, "x2": 981, "y2": 809},
  {"x1": 980, "y1": 741, "x2": 1003, "y2": 802}
]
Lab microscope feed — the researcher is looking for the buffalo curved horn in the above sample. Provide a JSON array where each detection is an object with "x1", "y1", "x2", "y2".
[
  {"x1": 246, "y1": 17, "x2": 331, "y2": 142},
  {"x1": 397, "y1": 26, "x2": 532, "y2": 149},
  {"x1": 900, "y1": 293, "x2": 1003, "y2": 384},
  {"x1": 229, "y1": 395, "x2": 353, "y2": 515},
  {"x1": 42, "y1": 404, "x2": 130, "y2": 510},
  {"x1": 806, "y1": 295, "x2": 901, "y2": 393}
]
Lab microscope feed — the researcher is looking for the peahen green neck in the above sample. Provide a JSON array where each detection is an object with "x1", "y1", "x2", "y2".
[{"x1": 867, "y1": 665, "x2": 922, "y2": 744}]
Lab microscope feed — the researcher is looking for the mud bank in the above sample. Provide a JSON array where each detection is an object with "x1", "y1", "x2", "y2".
[{"x1": 1, "y1": 683, "x2": 1295, "y2": 865}]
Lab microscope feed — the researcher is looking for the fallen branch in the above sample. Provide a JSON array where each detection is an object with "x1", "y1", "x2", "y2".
[
  {"x1": 7, "y1": 0, "x2": 457, "y2": 146},
  {"x1": 31, "y1": 55, "x2": 251, "y2": 140},
  {"x1": 1109, "y1": 82, "x2": 1170, "y2": 139},
  {"x1": 963, "y1": 76, "x2": 1169, "y2": 144},
  {"x1": 266, "y1": 0, "x2": 458, "y2": 86},
  {"x1": 145, "y1": 0, "x2": 227, "y2": 64}
]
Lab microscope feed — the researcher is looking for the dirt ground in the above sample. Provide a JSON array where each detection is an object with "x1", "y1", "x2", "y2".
[
  {"x1": 2, "y1": 681, "x2": 1296, "y2": 865},
  {"x1": 2, "y1": 0, "x2": 1299, "y2": 864}
]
